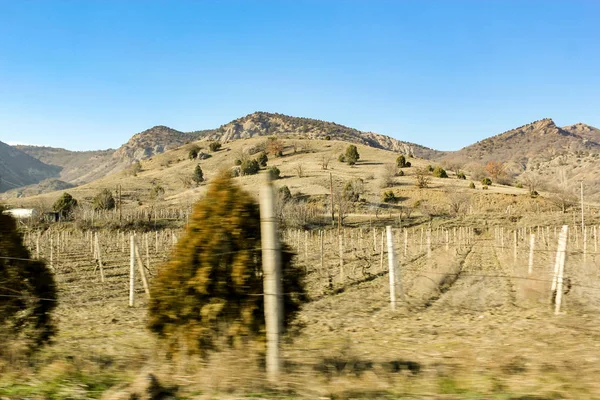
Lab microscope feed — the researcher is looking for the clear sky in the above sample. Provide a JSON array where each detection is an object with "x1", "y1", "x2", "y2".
[{"x1": 0, "y1": 1, "x2": 598, "y2": 151}]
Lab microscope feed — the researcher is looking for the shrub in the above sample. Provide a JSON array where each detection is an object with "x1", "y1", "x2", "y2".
[
  {"x1": 481, "y1": 177, "x2": 492, "y2": 186},
  {"x1": 150, "y1": 184, "x2": 165, "y2": 200},
  {"x1": 482, "y1": 185, "x2": 489, "y2": 190},
  {"x1": 382, "y1": 190, "x2": 397, "y2": 203},
  {"x1": 405, "y1": 161, "x2": 411, "y2": 167},
  {"x1": 414, "y1": 168, "x2": 431, "y2": 188},
  {"x1": 256, "y1": 152, "x2": 268, "y2": 167},
  {"x1": 129, "y1": 161, "x2": 142, "y2": 176},
  {"x1": 266, "y1": 137, "x2": 284, "y2": 157},
  {"x1": 148, "y1": 173, "x2": 306, "y2": 356},
  {"x1": 234, "y1": 159, "x2": 242, "y2": 166},
  {"x1": 469, "y1": 181, "x2": 476, "y2": 189},
  {"x1": 278, "y1": 185, "x2": 292, "y2": 202},
  {"x1": 396, "y1": 155, "x2": 407, "y2": 168},
  {"x1": 0, "y1": 213, "x2": 57, "y2": 354},
  {"x1": 53, "y1": 192, "x2": 78, "y2": 217},
  {"x1": 397, "y1": 169, "x2": 405, "y2": 177},
  {"x1": 457, "y1": 172, "x2": 466, "y2": 180},
  {"x1": 432, "y1": 166, "x2": 448, "y2": 178},
  {"x1": 345, "y1": 145, "x2": 360, "y2": 165},
  {"x1": 338, "y1": 154, "x2": 346, "y2": 163},
  {"x1": 516, "y1": 182, "x2": 524, "y2": 189},
  {"x1": 427, "y1": 165, "x2": 434, "y2": 172},
  {"x1": 268, "y1": 166, "x2": 281, "y2": 179},
  {"x1": 192, "y1": 164, "x2": 204, "y2": 184},
  {"x1": 92, "y1": 188, "x2": 115, "y2": 211},
  {"x1": 209, "y1": 142, "x2": 222, "y2": 152},
  {"x1": 343, "y1": 178, "x2": 364, "y2": 202},
  {"x1": 240, "y1": 159, "x2": 260, "y2": 176},
  {"x1": 324, "y1": 135, "x2": 331, "y2": 140},
  {"x1": 188, "y1": 148, "x2": 198, "y2": 160}
]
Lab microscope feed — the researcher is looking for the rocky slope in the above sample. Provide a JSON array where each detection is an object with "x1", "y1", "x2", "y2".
[
  {"x1": 112, "y1": 126, "x2": 201, "y2": 163},
  {"x1": 203, "y1": 112, "x2": 443, "y2": 159}
]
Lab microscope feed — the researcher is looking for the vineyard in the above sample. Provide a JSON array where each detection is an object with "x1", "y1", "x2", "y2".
[{"x1": 2, "y1": 211, "x2": 600, "y2": 399}]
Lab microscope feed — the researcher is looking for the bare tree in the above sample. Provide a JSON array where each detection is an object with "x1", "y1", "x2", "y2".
[
  {"x1": 521, "y1": 171, "x2": 542, "y2": 195},
  {"x1": 446, "y1": 186, "x2": 470, "y2": 216},
  {"x1": 378, "y1": 164, "x2": 397, "y2": 188},
  {"x1": 319, "y1": 155, "x2": 330, "y2": 170},
  {"x1": 414, "y1": 168, "x2": 431, "y2": 188},
  {"x1": 294, "y1": 163, "x2": 305, "y2": 178}
]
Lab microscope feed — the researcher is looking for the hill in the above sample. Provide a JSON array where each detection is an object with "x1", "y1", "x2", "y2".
[
  {"x1": 15, "y1": 145, "x2": 116, "y2": 184},
  {"x1": 0, "y1": 178, "x2": 75, "y2": 200},
  {"x1": 0, "y1": 140, "x2": 62, "y2": 192},
  {"x1": 204, "y1": 112, "x2": 443, "y2": 159}
]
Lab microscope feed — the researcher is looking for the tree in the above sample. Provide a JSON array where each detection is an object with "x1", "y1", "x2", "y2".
[
  {"x1": 209, "y1": 142, "x2": 222, "y2": 152},
  {"x1": 345, "y1": 145, "x2": 360, "y2": 165},
  {"x1": 396, "y1": 155, "x2": 407, "y2": 168},
  {"x1": 521, "y1": 172, "x2": 541, "y2": 196},
  {"x1": 485, "y1": 161, "x2": 505, "y2": 180},
  {"x1": 382, "y1": 190, "x2": 398, "y2": 203},
  {"x1": 268, "y1": 166, "x2": 281, "y2": 179},
  {"x1": 414, "y1": 168, "x2": 431, "y2": 188},
  {"x1": 150, "y1": 184, "x2": 165, "y2": 201},
  {"x1": 256, "y1": 152, "x2": 268, "y2": 167},
  {"x1": 188, "y1": 148, "x2": 199, "y2": 160},
  {"x1": 0, "y1": 213, "x2": 57, "y2": 354},
  {"x1": 481, "y1": 177, "x2": 492, "y2": 186},
  {"x1": 148, "y1": 173, "x2": 306, "y2": 356},
  {"x1": 92, "y1": 188, "x2": 116, "y2": 211},
  {"x1": 266, "y1": 137, "x2": 284, "y2": 157},
  {"x1": 53, "y1": 192, "x2": 78, "y2": 217},
  {"x1": 240, "y1": 159, "x2": 260, "y2": 176},
  {"x1": 432, "y1": 166, "x2": 448, "y2": 178},
  {"x1": 192, "y1": 165, "x2": 204, "y2": 185},
  {"x1": 128, "y1": 161, "x2": 142, "y2": 177},
  {"x1": 294, "y1": 163, "x2": 304, "y2": 178}
]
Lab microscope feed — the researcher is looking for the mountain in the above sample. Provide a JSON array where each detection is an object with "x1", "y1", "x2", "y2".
[
  {"x1": 112, "y1": 125, "x2": 204, "y2": 164},
  {"x1": 15, "y1": 145, "x2": 116, "y2": 185},
  {"x1": 446, "y1": 118, "x2": 600, "y2": 168},
  {"x1": 204, "y1": 112, "x2": 443, "y2": 159},
  {"x1": 0, "y1": 141, "x2": 62, "y2": 193},
  {"x1": 0, "y1": 178, "x2": 75, "y2": 199}
]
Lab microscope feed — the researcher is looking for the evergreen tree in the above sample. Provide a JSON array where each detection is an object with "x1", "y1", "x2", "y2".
[
  {"x1": 92, "y1": 188, "x2": 116, "y2": 211},
  {"x1": 193, "y1": 164, "x2": 204, "y2": 184},
  {"x1": 345, "y1": 145, "x2": 360, "y2": 165},
  {"x1": 53, "y1": 192, "x2": 78, "y2": 218},
  {"x1": 148, "y1": 173, "x2": 306, "y2": 356}
]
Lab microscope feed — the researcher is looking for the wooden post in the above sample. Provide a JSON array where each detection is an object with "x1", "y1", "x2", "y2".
[
  {"x1": 528, "y1": 234, "x2": 535, "y2": 275},
  {"x1": 320, "y1": 230, "x2": 324, "y2": 273},
  {"x1": 36, "y1": 232, "x2": 40, "y2": 259},
  {"x1": 330, "y1": 172, "x2": 335, "y2": 226},
  {"x1": 380, "y1": 230, "x2": 385, "y2": 271},
  {"x1": 386, "y1": 226, "x2": 404, "y2": 309},
  {"x1": 404, "y1": 228, "x2": 408, "y2": 257},
  {"x1": 426, "y1": 229, "x2": 431, "y2": 259},
  {"x1": 145, "y1": 233, "x2": 151, "y2": 271},
  {"x1": 583, "y1": 226, "x2": 587, "y2": 265},
  {"x1": 259, "y1": 172, "x2": 283, "y2": 382},
  {"x1": 513, "y1": 230, "x2": 517, "y2": 263},
  {"x1": 50, "y1": 236, "x2": 54, "y2": 270},
  {"x1": 134, "y1": 239, "x2": 151, "y2": 297},
  {"x1": 129, "y1": 235, "x2": 135, "y2": 307},
  {"x1": 338, "y1": 233, "x2": 344, "y2": 281},
  {"x1": 95, "y1": 232, "x2": 105, "y2": 282},
  {"x1": 553, "y1": 226, "x2": 569, "y2": 315}
]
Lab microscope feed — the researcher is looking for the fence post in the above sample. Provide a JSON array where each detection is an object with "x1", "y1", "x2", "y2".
[
  {"x1": 553, "y1": 226, "x2": 569, "y2": 315},
  {"x1": 426, "y1": 229, "x2": 431, "y2": 259},
  {"x1": 380, "y1": 230, "x2": 385, "y2": 271},
  {"x1": 129, "y1": 234, "x2": 135, "y2": 307},
  {"x1": 259, "y1": 173, "x2": 282, "y2": 383},
  {"x1": 528, "y1": 234, "x2": 535, "y2": 275},
  {"x1": 386, "y1": 226, "x2": 397, "y2": 311},
  {"x1": 134, "y1": 239, "x2": 151, "y2": 297},
  {"x1": 95, "y1": 232, "x2": 105, "y2": 282}
]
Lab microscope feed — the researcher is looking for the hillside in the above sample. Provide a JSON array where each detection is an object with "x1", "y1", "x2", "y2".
[
  {"x1": 0, "y1": 140, "x2": 61, "y2": 192},
  {"x1": 112, "y1": 125, "x2": 201, "y2": 163},
  {"x1": 15, "y1": 145, "x2": 116, "y2": 184},
  {"x1": 204, "y1": 112, "x2": 444, "y2": 159},
  {"x1": 0, "y1": 178, "x2": 75, "y2": 200}
]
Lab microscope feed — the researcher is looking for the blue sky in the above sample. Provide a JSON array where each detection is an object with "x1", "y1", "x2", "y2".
[{"x1": 0, "y1": 1, "x2": 598, "y2": 151}]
